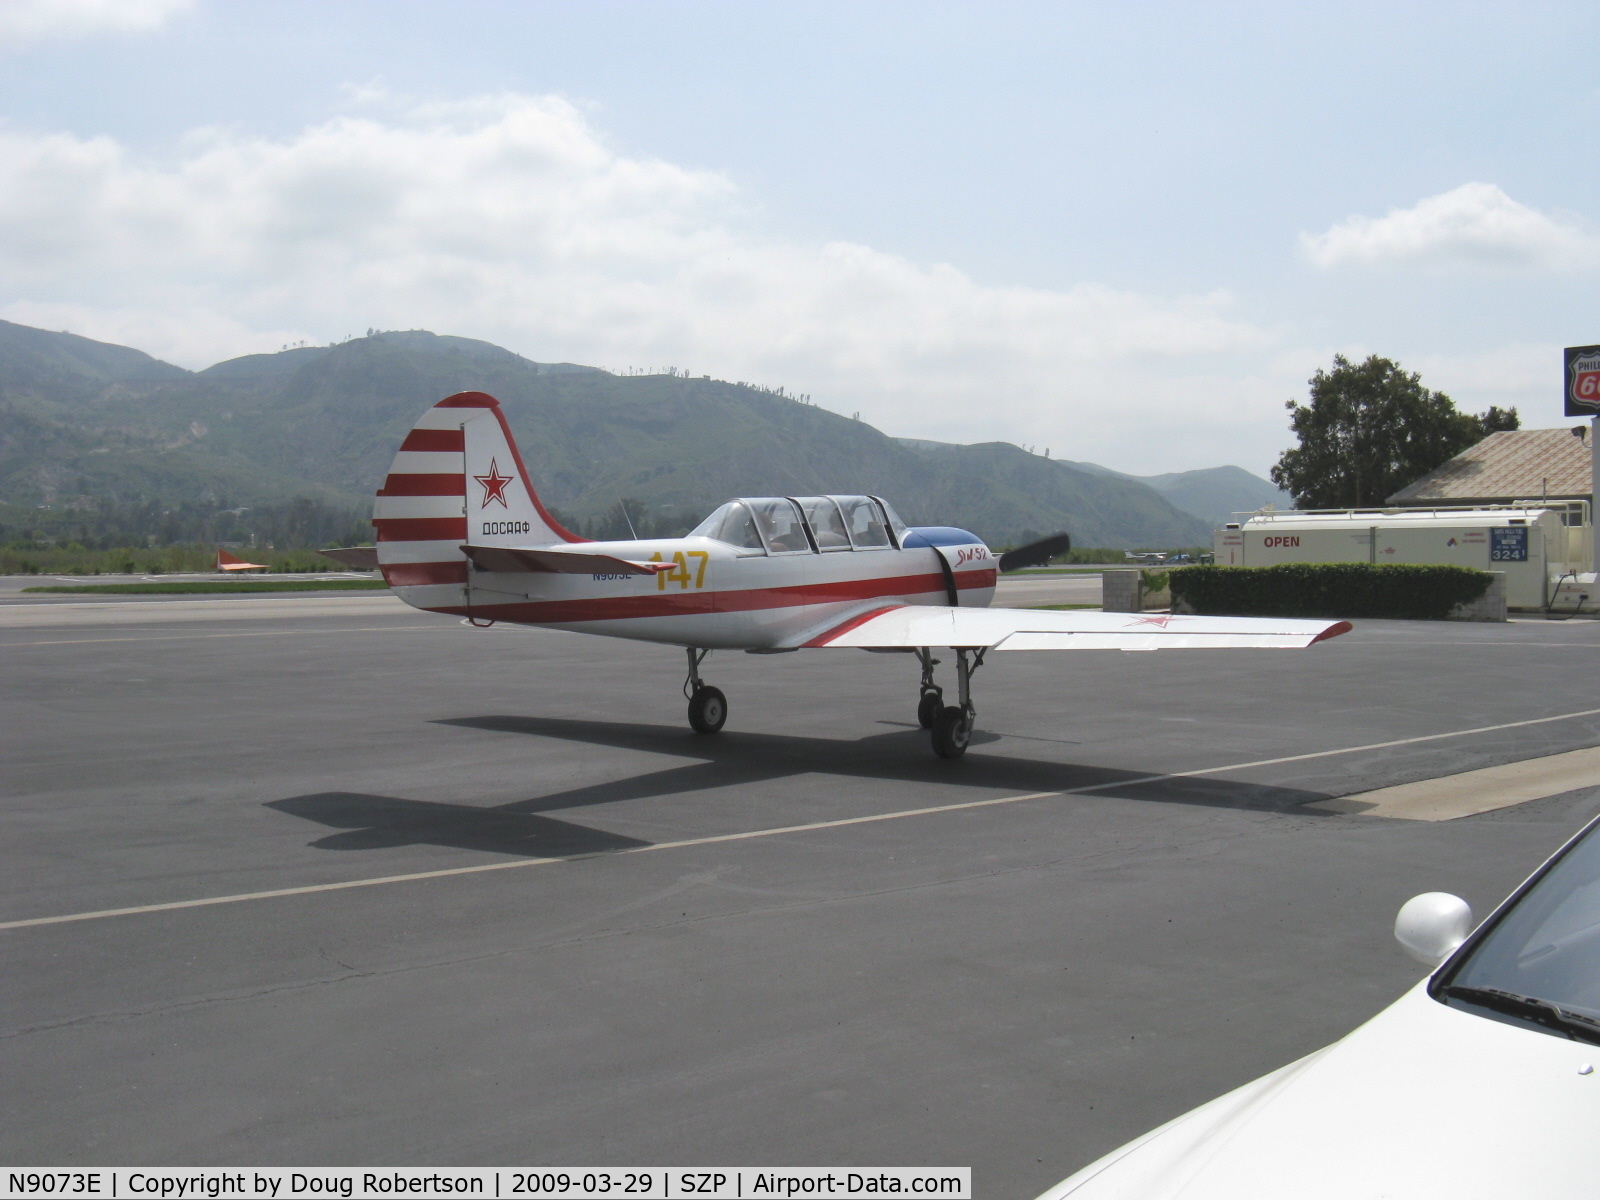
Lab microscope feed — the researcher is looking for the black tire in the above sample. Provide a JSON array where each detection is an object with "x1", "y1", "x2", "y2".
[
  {"x1": 931, "y1": 705, "x2": 972, "y2": 759},
  {"x1": 917, "y1": 690, "x2": 943, "y2": 729},
  {"x1": 687, "y1": 685, "x2": 728, "y2": 734}
]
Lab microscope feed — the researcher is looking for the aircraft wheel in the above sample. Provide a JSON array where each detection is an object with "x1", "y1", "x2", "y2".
[
  {"x1": 917, "y1": 690, "x2": 943, "y2": 729},
  {"x1": 688, "y1": 685, "x2": 728, "y2": 734},
  {"x1": 931, "y1": 706, "x2": 972, "y2": 759}
]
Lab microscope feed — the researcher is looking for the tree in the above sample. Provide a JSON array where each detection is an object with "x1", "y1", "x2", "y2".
[{"x1": 1270, "y1": 354, "x2": 1519, "y2": 508}]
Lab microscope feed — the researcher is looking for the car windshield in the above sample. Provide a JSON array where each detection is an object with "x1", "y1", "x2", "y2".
[{"x1": 1434, "y1": 818, "x2": 1600, "y2": 1039}]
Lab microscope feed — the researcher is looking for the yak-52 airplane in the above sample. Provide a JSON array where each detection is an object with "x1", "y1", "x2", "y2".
[{"x1": 324, "y1": 391, "x2": 1350, "y2": 758}]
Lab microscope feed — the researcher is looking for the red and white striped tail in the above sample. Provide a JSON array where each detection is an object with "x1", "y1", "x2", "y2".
[{"x1": 373, "y1": 391, "x2": 581, "y2": 605}]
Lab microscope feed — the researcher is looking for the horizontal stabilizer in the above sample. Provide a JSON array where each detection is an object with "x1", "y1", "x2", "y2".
[
  {"x1": 460, "y1": 544, "x2": 674, "y2": 576},
  {"x1": 319, "y1": 546, "x2": 380, "y2": 569}
]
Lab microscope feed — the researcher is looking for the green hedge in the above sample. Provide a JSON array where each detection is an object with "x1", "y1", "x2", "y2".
[{"x1": 1170, "y1": 563, "x2": 1492, "y2": 621}]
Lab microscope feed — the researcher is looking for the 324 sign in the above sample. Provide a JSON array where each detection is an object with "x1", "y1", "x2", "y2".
[{"x1": 1565, "y1": 344, "x2": 1600, "y2": 416}]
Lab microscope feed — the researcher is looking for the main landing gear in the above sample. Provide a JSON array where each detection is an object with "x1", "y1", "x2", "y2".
[
  {"x1": 684, "y1": 648, "x2": 727, "y2": 734},
  {"x1": 915, "y1": 648, "x2": 944, "y2": 728},
  {"x1": 917, "y1": 646, "x2": 983, "y2": 759},
  {"x1": 680, "y1": 644, "x2": 983, "y2": 759}
]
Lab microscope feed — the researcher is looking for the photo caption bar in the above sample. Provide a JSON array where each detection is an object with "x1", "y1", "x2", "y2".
[{"x1": 0, "y1": 1170, "x2": 972, "y2": 1200}]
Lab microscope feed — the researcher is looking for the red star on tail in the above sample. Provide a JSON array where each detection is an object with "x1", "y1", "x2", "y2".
[{"x1": 474, "y1": 458, "x2": 514, "y2": 509}]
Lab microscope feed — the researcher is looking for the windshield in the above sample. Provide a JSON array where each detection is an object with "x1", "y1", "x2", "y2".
[
  {"x1": 872, "y1": 496, "x2": 910, "y2": 544},
  {"x1": 1434, "y1": 817, "x2": 1600, "y2": 1041}
]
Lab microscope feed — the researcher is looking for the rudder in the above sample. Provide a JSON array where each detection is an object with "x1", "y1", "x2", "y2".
[{"x1": 374, "y1": 391, "x2": 580, "y2": 605}]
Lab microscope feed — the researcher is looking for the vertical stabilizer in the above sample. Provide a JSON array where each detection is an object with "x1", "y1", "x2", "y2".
[
  {"x1": 373, "y1": 391, "x2": 580, "y2": 609},
  {"x1": 458, "y1": 397, "x2": 581, "y2": 548}
]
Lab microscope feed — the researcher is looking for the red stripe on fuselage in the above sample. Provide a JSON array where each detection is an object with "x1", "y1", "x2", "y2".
[
  {"x1": 393, "y1": 565, "x2": 990, "y2": 624},
  {"x1": 964, "y1": 567, "x2": 998, "y2": 591}
]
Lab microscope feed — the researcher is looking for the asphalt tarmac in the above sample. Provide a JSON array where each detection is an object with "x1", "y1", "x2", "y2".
[{"x1": 5, "y1": 584, "x2": 1600, "y2": 1196}]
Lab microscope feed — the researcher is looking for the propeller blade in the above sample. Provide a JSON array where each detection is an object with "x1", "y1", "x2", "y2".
[{"x1": 998, "y1": 532, "x2": 1072, "y2": 573}]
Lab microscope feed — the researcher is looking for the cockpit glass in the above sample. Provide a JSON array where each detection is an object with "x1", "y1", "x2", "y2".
[
  {"x1": 874, "y1": 497, "x2": 909, "y2": 543},
  {"x1": 745, "y1": 497, "x2": 811, "y2": 554},
  {"x1": 694, "y1": 495, "x2": 904, "y2": 554},
  {"x1": 690, "y1": 501, "x2": 764, "y2": 551},
  {"x1": 795, "y1": 497, "x2": 851, "y2": 551},
  {"x1": 833, "y1": 495, "x2": 891, "y2": 549}
]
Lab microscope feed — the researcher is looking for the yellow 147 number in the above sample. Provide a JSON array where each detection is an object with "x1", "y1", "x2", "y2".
[{"x1": 649, "y1": 550, "x2": 709, "y2": 590}]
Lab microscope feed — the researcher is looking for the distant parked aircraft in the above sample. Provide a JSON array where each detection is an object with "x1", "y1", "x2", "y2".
[{"x1": 216, "y1": 548, "x2": 267, "y2": 572}]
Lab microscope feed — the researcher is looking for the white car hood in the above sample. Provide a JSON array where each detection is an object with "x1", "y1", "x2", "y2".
[{"x1": 1041, "y1": 980, "x2": 1600, "y2": 1200}]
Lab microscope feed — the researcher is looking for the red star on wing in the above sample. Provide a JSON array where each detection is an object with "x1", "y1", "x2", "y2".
[
  {"x1": 474, "y1": 458, "x2": 514, "y2": 509},
  {"x1": 1124, "y1": 614, "x2": 1184, "y2": 628}
]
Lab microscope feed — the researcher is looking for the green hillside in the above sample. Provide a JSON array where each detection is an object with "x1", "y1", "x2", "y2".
[
  {"x1": 0, "y1": 321, "x2": 1213, "y2": 548},
  {"x1": 1140, "y1": 465, "x2": 1292, "y2": 526},
  {"x1": 1064, "y1": 457, "x2": 1290, "y2": 527}
]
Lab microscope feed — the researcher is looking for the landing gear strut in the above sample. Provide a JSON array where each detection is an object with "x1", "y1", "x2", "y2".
[
  {"x1": 915, "y1": 647, "x2": 943, "y2": 728},
  {"x1": 922, "y1": 646, "x2": 983, "y2": 759},
  {"x1": 684, "y1": 648, "x2": 727, "y2": 734}
]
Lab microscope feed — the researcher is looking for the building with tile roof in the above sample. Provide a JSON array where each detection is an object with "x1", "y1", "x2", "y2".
[{"x1": 1387, "y1": 427, "x2": 1593, "y2": 509}]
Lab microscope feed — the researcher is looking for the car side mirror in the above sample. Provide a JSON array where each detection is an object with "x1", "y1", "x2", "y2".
[{"x1": 1394, "y1": 892, "x2": 1473, "y2": 968}]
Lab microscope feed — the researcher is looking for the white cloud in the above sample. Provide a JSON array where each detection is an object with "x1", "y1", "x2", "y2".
[
  {"x1": 0, "y1": 299, "x2": 313, "y2": 369},
  {"x1": 1301, "y1": 182, "x2": 1600, "y2": 270},
  {"x1": 0, "y1": 0, "x2": 195, "y2": 46},
  {"x1": 1409, "y1": 342, "x2": 1564, "y2": 414},
  {"x1": 0, "y1": 91, "x2": 1282, "y2": 474}
]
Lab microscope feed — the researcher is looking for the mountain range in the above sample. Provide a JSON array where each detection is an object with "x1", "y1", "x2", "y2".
[{"x1": 0, "y1": 320, "x2": 1289, "y2": 548}]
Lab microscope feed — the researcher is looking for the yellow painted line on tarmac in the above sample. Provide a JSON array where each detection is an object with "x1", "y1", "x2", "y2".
[{"x1": 1308, "y1": 744, "x2": 1600, "y2": 821}]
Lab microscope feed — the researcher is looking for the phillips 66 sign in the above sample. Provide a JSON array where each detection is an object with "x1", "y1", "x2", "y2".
[{"x1": 1567, "y1": 344, "x2": 1600, "y2": 416}]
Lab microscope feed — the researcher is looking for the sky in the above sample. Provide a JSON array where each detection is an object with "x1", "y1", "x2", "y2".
[{"x1": 1, "y1": 0, "x2": 1596, "y2": 478}]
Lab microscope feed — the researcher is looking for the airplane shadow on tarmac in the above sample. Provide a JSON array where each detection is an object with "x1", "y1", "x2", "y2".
[{"x1": 266, "y1": 715, "x2": 1341, "y2": 860}]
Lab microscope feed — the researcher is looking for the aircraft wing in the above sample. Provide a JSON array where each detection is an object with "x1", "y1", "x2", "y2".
[
  {"x1": 794, "y1": 604, "x2": 1351, "y2": 651},
  {"x1": 460, "y1": 544, "x2": 674, "y2": 576}
]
